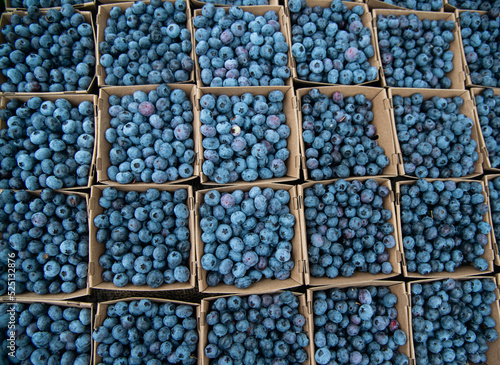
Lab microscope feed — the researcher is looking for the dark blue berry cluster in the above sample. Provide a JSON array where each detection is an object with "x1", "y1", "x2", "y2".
[
  {"x1": 204, "y1": 292, "x2": 308, "y2": 365},
  {"x1": 200, "y1": 90, "x2": 292, "y2": 184},
  {"x1": 411, "y1": 278, "x2": 498, "y2": 364},
  {"x1": 0, "y1": 189, "x2": 89, "y2": 295},
  {"x1": 11, "y1": 0, "x2": 92, "y2": 6},
  {"x1": 0, "y1": 302, "x2": 91, "y2": 364},
  {"x1": 460, "y1": 11, "x2": 500, "y2": 87},
  {"x1": 312, "y1": 285, "x2": 409, "y2": 365},
  {"x1": 301, "y1": 89, "x2": 390, "y2": 180},
  {"x1": 377, "y1": 0, "x2": 442, "y2": 10},
  {"x1": 0, "y1": 96, "x2": 95, "y2": 190},
  {"x1": 288, "y1": 0, "x2": 378, "y2": 85},
  {"x1": 377, "y1": 13, "x2": 456, "y2": 88},
  {"x1": 0, "y1": 6, "x2": 95, "y2": 92},
  {"x1": 394, "y1": 93, "x2": 479, "y2": 178},
  {"x1": 99, "y1": 0, "x2": 193, "y2": 85},
  {"x1": 195, "y1": 0, "x2": 270, "y2": 5},
  {"x1": 448, "y1": 0, "x2": 500, "y2": 10},
  {"x1": 304, "y1": 179, "x2": 396, "y2": 280},
  {"x1": 194, "y1": 4, "x2": 291, "y2": 87},
  {"x1": 94, "y1": 187, "x2": 192, "y2": 288},
  {"x1": 104, "y1": 84, "x2": 195, "y2": 184},
  {"x1": 475, "y1": 89, "x2": 500, "y2": 169},
  {"x1": 93, "y1": 299, "x2": 198, "y2": 365},
  {"x1": 199, "y1": 187, "x2": 297, "y2": 290},
  {"x1": 399, "y1": 179, "x2": 491, "y2": 275},
  {"x1": 486, "y1": 176, "x2": 500, "y2": 250}
]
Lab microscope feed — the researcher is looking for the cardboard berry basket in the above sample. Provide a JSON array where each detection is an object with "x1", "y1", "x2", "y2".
[
  {"x1": 6, "y1": 0, "x2": 96, "y2": 11},
  {"x1": 298, "y1": 177, "x2": 402, "y2": 286},
  {"x1": 199, "y1": 291, "x2": 309, "y2": 365},
  {"x1": 286, "y1": 0, "x2": 382, "y2": 87},
  {"x1": 192, "y1": 5, "x2": 294, "y2": 88},
  {"x1": 0, "y1": 10, "x2": 96, "y2": 95},
  {"x1": 372, "y1": 9, "x2": 466, "y2": 89},
  {"x1": 191, "y1": 0, "x2": 279, "y2": 9},
  {"x1": 483, "y1": 174, "x2": 500, "y2": 267},
  {"x1": 89, "y1": 184, "x2": 197, "y2": 292},
  {"x1": 388, "y1": 88, "x2": 484, "y2": 179},
  {"x1": 0, "y1": 189, "x2": 91, "y2": 301},
  {"x1": 93, "y1": 297, "x2": 200, "y2": 365},
  {"x1": 407, "y1": 276, "x2": 500, "y2": 364},
  {"x1": 0, "y1": 93, "x2": 98, "y2": 191},
  {"x1": 196, "y1": 86, "x2": 301, "y2": 186},
  {"x1": 307, "y1": 281, "x2": 411, "y2": 364},
  {"x1": 195, "y1": 183, "x2": 304, "y2": 294},
  {"x1": 396, "y1": 179, "x2": 495, "y2": 279},
  {"x1": 296, "y1": 86, "x2": 401, "y2": 182},
  {"x1": 366, "y1": 0, "x2": 444, "y2": 11},
  {"x1": 96, "y1": 0, "x2": 195, "y2": 86},
  {"x1": 96, "y1": 83, "x2": 200, "y2": 185}
]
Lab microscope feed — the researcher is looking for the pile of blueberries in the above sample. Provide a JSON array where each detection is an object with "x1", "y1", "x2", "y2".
[
  {"x1": 288, "y1": 0, "x2": 378, "y2": 85},
  {"x1": 0, "y1": 96, "x2": 95, "y2": 190},
  {"x1": 460, "y1": 11, "x2": 500, "y2": 87},
  {"x1": 94, "y1": 187, "x2": 191, "y2": 288},
  {"x1": 200, "y1": 90, "x2": 291, "y2": 184},
  {"x1": 305, "y1": 179, "x2": 396, "y2": 279},
  {"x1": 194, "y1": 4, "x2": 291, "y2": 87},
  {"x1": 313, "y1": 286, "x2": 409, "y2": 365},
  {"x1": 197, "y1": 0, "x2": 270, "y2": 5},
  {"x1": 394, "y1": 93, "x2": 479, "y2": 178},
  {"x1": 0, "y1": 5, "x2": 95, "y2": 92},
  {"x1": 93, "y1": 299, "x2": 198, "y2": 365},
  {"x1": 199, "y1": 187, "x2": 296, "y2": 289},
  {"x1": 204, "y1": 292, "x2": 308, "y2": 365},
  {"x1": 0, "y1": 302, "x2": 91, "y2": 364},
  {"x1": 105, "y1": 84, "x2": 195, "y2": 184},
  {"x1": 486, "y1": 176, "x2": 500, "y2": 247},
  {"x1": 377, "y1": 14, "x2": 456, "y2": 88},
  {"x1": 400, "y1": 179, "x2": 491, "y2": 275},
  {"x1": 411, "y1": 278, "x2": 498, "y2": 364},
  {"x1": 301, "y1": 89, "x2": 390, "y2": 180},
  {"x1": 0, "y1": 189, "x2": 89, "y2": 295},
  {"x1": 448, "y1": 0, "x2": 500, "y2": 10},
  {"x1": 99, "y1": 0, "x2": 193, "y2": 85},
  {"x1": 10, "y1": 0, "x2": 92, "y2": 6},
  {"x1": 377, "y1": 0, "x2": 442, "y2": 10},
  {"x1": 475, "y1": 89, "x2": 500, "y2": 168}
]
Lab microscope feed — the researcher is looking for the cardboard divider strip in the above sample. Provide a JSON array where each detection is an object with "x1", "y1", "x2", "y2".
[
  {"x1": 366, "y1": 0, "x2": 444, "y2": 11},
  {"x1": 484, "y1": 174, "x2": 500, "y2": 266}
]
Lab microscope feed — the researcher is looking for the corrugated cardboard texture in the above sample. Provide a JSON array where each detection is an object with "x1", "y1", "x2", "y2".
[
  {"x1": 89, "y1": 184, "x2": 196, "y2": 291},
  {"x1": 484, "y1": 174, "x2": 500, "y2": 267},
  {"x1": 96, "y1": 83, "x2": 200, "y2": 185},
  {"x1": 93, "y1": 297, "x2": 200, "y2": 365},
  {"x1": 388, "y1": 88, "x2": 484, "y2": 179},
  {"x1": 199, "y1": 292, "x2": 309, "y2": 365},
  {"x1": 0, "y1": 190, "x2": 90, "y2": 301},
  {"x1": 396, "y1": 179, "x2": 495, "y2": 279},
  {"x1": 367, "y1": 0, "x2": 444, "y2": 11},
  {"x1": 0, "y1": 94, "x2": 98, "y2": 191},
  {"x1": 298, "y1": 177, "x2": 402, "y2": 286},
  {"x1": 6, "y1": 0, "x2": 96, "y2": 11},
  {"x1": 296, "y1": 86, "x2": 400, "y2": 181},
  {"x1": 307, "y1": 281, "x2": 411, "y2": 364},
  {"x1": 191, "y1": 0, "x2": 279, "y2": 8},
  {"x1": 407, "y1": 276, "x2": 500, "y2": 364},
  {"x1": 287, "y1": 1, "x2": 381, "y2": 87},
  {"x1": 0, "y1": 10, "x2": 96, "y2": 94},
  {"x1": 96, "y1": 0, "x2": 195, "y2": 86},
  {"x1": 195, "y1": 183, "x2": 304, "y2": 294},
  {"x1": 372, "y1": 9, "x2": 466, "y2": 89},
  {"x1": 193, "y1": 5, "x2": 293, "y2": 88},
  {"x1": 197, "y1": 86, "x2": 301, "y2": 185}
]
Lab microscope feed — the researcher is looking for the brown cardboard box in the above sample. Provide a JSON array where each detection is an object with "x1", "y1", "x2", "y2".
[
  {"x1": 298, "y1": 177, "x2": 402, "y2": 286},
  {"x1": 96, "y1": 0, "x2": 195, "y2": 86},
  {"x1": 367, "y1": 0, "x2": 444, "y2": 11},
  {"x1": 396, "y1": 179, "x2": 495, "y2": 279},
  {"x1": 96, "y1": 83, "x2": 200, "y2": 185},
  {"x1": 307, "y1": 281, "x2": 411, "y2": 364},
  {"x1": 197, "y1": 86, "x2": 301, "y2": 185},
  {"x1": 191, "y1": 0, "x2": 279, "y2": 8},
  {"x1": 407, "y1": 276, "x2": 500, "y2": 364},
  {"x1": 89, "y1": 184, "x2": 196, "y2": 291},
  {"x1": 195, "y1": 183, "x2": 304, "y2": 294},
  {"x1": 6, "y1": 0, "x2": 96, "y2": 11},
  {"x1": 93, "y1": 297, "x2": 199, "y2": 364},
  {"x1": 372, "y1": 9, "x2": 466, "y2": 89},
  {"x1": 0, "y1": 190, "x2": 91, "y2": 301},
  {"x1": 193, "y1": 5, "x2": 293, "y2": 88},
  {"x1": 0, "y1": 93, "x2": 98, "y2": 191},
  {"x1": 484, "y1": 174, "x2": 500, "y2": 266},
  {"x1": 286, "y1": 1, "x2": 382, "y2": 87},
  {"x1": 0, "y1": 10, "x2": 96, "y2": 94},
  {"x1": 199, "y1": 292, "x2": 309, "y2": 365},
  {"x1": 296, "y1": 86, "x2": 401, "y2": 181},
  {"x1": 388, "y1": 88, "x2": 484, "y2": 179}
]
